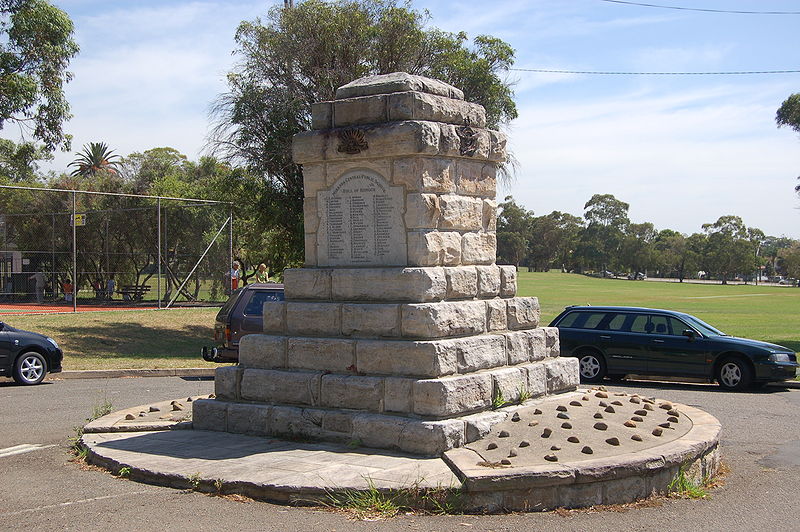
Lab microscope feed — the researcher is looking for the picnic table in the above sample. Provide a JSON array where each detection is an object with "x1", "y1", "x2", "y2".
[{"x1": 119, "y1": 285, "x2": 151, "y2": 302}]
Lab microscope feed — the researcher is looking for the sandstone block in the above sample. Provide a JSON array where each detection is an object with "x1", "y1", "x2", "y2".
[
  {"x1": 504, "y1": 331, "x2": 531, "y2": 366},
  {"x1": 311, "y1": 101, "x2": 332, "y2": 130},
  {"x1": 286, "y1": 302, "x2": 342, "y2": 336},
  {"x1": 384, "y1": 377, "x2": 414, "y2": 413},
  {"x1": 522, "y1": 362, "x2": 547, "y2": 398},
  {"x1": 401, "y1": 300, "x2": 486, "y2": 338},
  {"x1": 262, "y1": 301, "x2": 287, "y2": 334},
  {"x1": 542, "y1": 326, "x2": 561, "y2": 356},
  {"x1": 486, "y1": 299, "x2": 508, "y2": 331},
  {"x1": 240, "y1": 368, "x2": 321, "y2": 405},
  {"x1": 321, "y1": 374, "x2": 384, "y2": 411},
  {"x1": 462, "y1": 232, "x2": 497, "y2": 265},
  {"x1": 439, "y1": 124, "x2": 490, "y2": 160},
  {"x1": 270, "y1": 406, "x2": 331, "y2": 442},
  {"x1": 451, "y1": 335, "x2": 506, "y2": 373},
  {"x1": 489, "y1": 130, "x2": 508, "y2": 162},
  {"x1": 335, "y1": 72, "x2": 464, "y2": 101},
  {"x1": 192, "y1": 399, "x2": 228, "y2": 432},
  {"x1": 302, "y1": 163, "x2": 326, "y2": 198},
  {"x1": 544, "y1": 357, "x2": 580, "y2": 394},
  {"x1": 283, "y1": 268, "x2": 332, "y2": 300},
  {"x1": 456, "y1": 160, "x2": 496, "y2": 198},
  {"x1": 407, "y1": 231, "x2": 461, "y2": 266},
  {"x1": 227, "y1": 403, "x2": 270, "y2": 436},
  {"x1": 387, "y1": 91, "x2": 486, "y2": 127},
  {"x1": 463, "y1": 411, "x2": 507, "y2": 442},
  {"x1": 527, "y1": 328, "x2": 548, "y2": 361},
  {"x1": 341, "y1": 303, "x2": 400, "y2": 337},
  {"x1": 304, "y1": 232, "x2": 317, "y2": 267},
  {"x1": 413, "y1": 373, "x2": 493, "y2": 417},
  {"x1": 214, "y1": 365, "x2": 242, "y2": 401},
  {"x1": 393, "y1": 157, "x2": 455, "y2": 193},
  {"x1": 444, "y1": 266, "x2": 477, "y2": 299},
  {"x1": 331, "y1": 267, "x2": 446, "y2": 302},
  {"x1": 506, "y1": 297, "x2": 540, "y2": 330},
  {"x1": 333, "y1": 94, "x2": 387, "y2": 127},
  {"x1": 492, "y1": 366, "x2": 527, "y2": 404},
  {"x1": 292, "y1": 130, "x2": 327, "y2": 164},
  {"x1": 405, "y1": 193, "x2": 441, "y2": 229},
  {"x1": 439, "y1": 195, "x2": 483, "y2": 231},
  {"x1": 352, "y1": 413, "x2": 407, "y2": 450},
  {"x1": 355, "y1": 338, "x2": 457, "y2": 377},
  {"x1": 401, "y1": 419, "x2": 465, "y2": 456},
  {"x1": 498, "y1": 265, "x2": 517, "y2": 297},
  {"x1": 287, "y1": 338, "x2": 354, "y2": 372},
  {"x1": 475, "y1": 265, "x2": 501, "y2": 297},
  {"x1": 303, "y1": 197, "x2": 319, "y2": 233},
  {"x1": 239, "y1": 335, "x2": 286, "y2": 370},
  {"x1": 321, "y1": 411, "x2": 353, "y2": 434},
  {"x1": 483, "y1": 199, "x2": 497, "y2": 231}
]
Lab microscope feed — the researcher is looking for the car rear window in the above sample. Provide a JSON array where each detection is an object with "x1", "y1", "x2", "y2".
[
  {"x1": 557, "y1": 311, "x2": 609, "y2": 329},
  {"x1": 243, "y1": 290, "x2": 285, "y2": 316}
]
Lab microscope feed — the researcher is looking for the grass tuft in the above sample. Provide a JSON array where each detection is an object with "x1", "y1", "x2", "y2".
[
  {"x1": 668, "y1": 466, "x2": 710, "y2": 499},
  {"x1": 326, "y1": 477, "x2": 463, "y2": 519}
]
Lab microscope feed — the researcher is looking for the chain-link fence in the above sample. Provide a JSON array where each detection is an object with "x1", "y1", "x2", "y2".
[{"x1": 0, "y1": 185, "x2": 232, "y2": 313}]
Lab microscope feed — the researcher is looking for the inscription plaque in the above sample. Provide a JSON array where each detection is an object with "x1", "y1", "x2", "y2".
[{"x1": 317, "y1": 170, "x2": 406, "y2": 266}]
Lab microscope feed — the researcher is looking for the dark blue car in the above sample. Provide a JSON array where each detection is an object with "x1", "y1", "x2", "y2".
[
  {"x1": 549, "y1": 306, "x2": 798, "y2": 391},
  {"x1": 0, "y1": 322, "x2": 63, "y2": 385}
]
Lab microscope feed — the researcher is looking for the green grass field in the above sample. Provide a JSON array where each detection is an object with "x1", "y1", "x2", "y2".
[
  {"x1": 519, "y1": 271, "x2": 800, "y2": 353},
  {"x1": 2, "y1": 271, "x2": 797, "y2": 371}
]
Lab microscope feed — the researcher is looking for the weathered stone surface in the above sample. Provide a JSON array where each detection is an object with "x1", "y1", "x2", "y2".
[
  {"x1": 304, "y1": 232, "x2": 317, "y2": 267},
  {"x1": 331, "y1": 267, "x2": 446, "y2": 302},
  {"x1": 527, "y1": 328, "x2": 548, "y2": 361},
  {"x1": 283, "y1": 268, "x2": 332, "y2": 300},
  {"x1": 413, "y1": 373, "x2": 493, "y2": 416},
  {"x1": 486, "y1": 299, "x2": 508, "y2": 331},
  {"x1": 333, "y1": 94, "x2": 387, "y2": 127},
  {"x1": 401, "y1": 419, "x2": 465, "y2": 456},
  {"x1": 269, "y1": 406, "x2": 330, "y2": 441},
  {"x1": 393, "y1": 157, "x2": 455, "y2": 193},
  {"x1": 401, "y1": 300, "x2": 486, "y2": 338},
  {"x1": 463, "y1": 411, "x2": 507, "y2": 442},
  {"x1": 238, "y1": 335, "x2": 286, "y2": 369},
  {"x1": 335, "y1": 72, "x2": 464, "y2": 101},
  {"x1": 523, "y1": 362, "x2": 547, "y2": 397},
  {"x1": 355, "y1": 338, "x2": 457, "y2": 377},
  {"x1": 439, "y1": 124, "x2": 490, "y2": 160},
  {"x1": 499, "y1": 265, "x2": 517, "y2": 297},
  {"x1": 341, "y1": 303, "x2": 400, "y2": 337},
  {"x1": 262, "y1": 301, "x2": 287, "y2": 334},
  {"x1": 493, "y1": 366, "x2": 527, "y2": 404},
  {"x1": 287, "y1": 338, "x2": 355, "y2": 372},
  {"x1": 227, "y1": 403, "x2": 270, "y2": 436},
  {"x1": 321, "y1": 374, "x2": 384, "y2": 411},
  {"x1": 387, "y1": 91, "x2": 486, "y2": 126},
  {"x1": 405, "y1": 193, "x2": 440, "y2": 229},
  {"x1": 325, "y1": 160, "x2": 393, "y2": 187},
  {"x1": 438, "y1": 195, "x2": 483, "y2": 231},
  {"x1": 384, "y1": 377, "x2": 414, "y2": 413},
  {"x1": 452, "y1": 335, "x2": 507, "y2": 373},
  {"x1": 214, "y1": 365, "x2": 242, "y2": 401},
  {"x1": 444, "y1": 266, "x2": 478, "y2": 299},
  {"x1": 488, "y1": 130, "x2": 508, "y2": 162},
  {"x1": 311, "y1": 101, "x2": 333, "y2": 130},
  {"x1": 544, "y1": 357, "x2": 580, "y2": 394},
  {"x1": 303, "y1": 197, "x2": 319, "y2": 233},
  {"x1": 292, "y1": 130, "x2": 327, "y2": 165},
  {"x1": 351, "y1": 413, "x2": 407, "y2": 450},
  {"x1": 504, "y1": 331, "x2": 531, "y2": 365},
  {"x1": 483, "y1": 199, "x2": 497, "y2": 231},
  {"x1": 286, "y1": 302, "x2": 341, "y2": 336},
  {"x1": 407, "y1": 231, "x2": 461, "y2": 266},
  {"x1": 240, "y1": 368, "x2": 321, "y2": 406},
  {"x1": 542, "y1": 326, "x2": 561, "y2": 356},
  {"x1": 475, "y1": 265, "x2": 501, "y2": 297},
  {"x1": 321, "y1": 411, "x2": 353, "y2": 434},
  {"x1": 302, "y1": 163, "x2": 326, "y2": 198},
  {"x1": 191, "y1": 399, "x2": 227, "y2": 432},
  {"x1": 506, "y1": 297, "x2": 541, "y2": 330},
  {"x1": 456, "y1": 160, "x2": 496, "y2": 198},
  {"x1": 462, "y1": 232, "x2": 497, "y2": 265}
]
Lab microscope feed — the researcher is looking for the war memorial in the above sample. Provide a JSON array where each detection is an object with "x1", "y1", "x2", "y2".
[{"x1": 83, "y1": 73, "x2": 721, "y2": 511}]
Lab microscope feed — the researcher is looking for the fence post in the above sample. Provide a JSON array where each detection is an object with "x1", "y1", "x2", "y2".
[
  {"x1": 72, "y1": 190, "x2": 77, "y2": 312},
  {"x1": 157, "y1": 198, "x2": 162, "y2": 309}
]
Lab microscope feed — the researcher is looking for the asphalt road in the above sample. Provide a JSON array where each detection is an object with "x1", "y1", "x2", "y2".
[{"x1": 1, "y1": 375, "x2": 798, "y2": 531}]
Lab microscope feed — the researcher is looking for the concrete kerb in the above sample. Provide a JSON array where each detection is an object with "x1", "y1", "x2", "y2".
[
  {"x1": 47, "y1": 368, "x2": 217, "y2": 380},
  {"x1": 80, "y1": 389, "x2": 722, "y2": 512}
]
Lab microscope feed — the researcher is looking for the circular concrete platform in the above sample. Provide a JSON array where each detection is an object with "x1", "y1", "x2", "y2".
[{"x1": 81, "y1": 388, "x2": 720, "y2": 512}]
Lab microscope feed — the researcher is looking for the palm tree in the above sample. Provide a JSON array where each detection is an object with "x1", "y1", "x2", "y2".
[{"x1": 68, "y1": 142, "x2": 122, "y2": 177}]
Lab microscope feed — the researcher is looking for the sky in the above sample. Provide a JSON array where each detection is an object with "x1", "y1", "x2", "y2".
[{"x1": 13, "y1": 0, "x2": 800, "y2": 237}]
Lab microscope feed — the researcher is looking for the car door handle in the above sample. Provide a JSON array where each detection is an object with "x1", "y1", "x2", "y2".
[
  {"x1": 653, "y1": 339, "x2": 665, "y2": 343},
  {"x1": 599, "y1": 335, "x2": 611, "y2": 340}
]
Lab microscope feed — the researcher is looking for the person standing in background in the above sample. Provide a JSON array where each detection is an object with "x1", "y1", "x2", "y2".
[
  {"x1": 29, "y1": 270, "x2": 45, "y2": 304},
  {"x1": 230, "y1": 261, "x2": 241, "y2": 291},
  {"x1": 255, "y1": 263, "x2": 269, "y2": 283}
]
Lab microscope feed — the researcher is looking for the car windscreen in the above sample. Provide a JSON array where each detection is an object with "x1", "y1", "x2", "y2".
[
  {"x1": 680, "y1": 314, "x2": 726, "y2": 337},
  {"x1": 216, "y1": 289, "x2": 244, "y2": 321}
]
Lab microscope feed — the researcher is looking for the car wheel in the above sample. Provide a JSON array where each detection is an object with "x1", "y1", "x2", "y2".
[
  {"x1": 577, "y1": 351, "x2": 606, "y2": 383},
  {"x1": 13, "y1": 352, "x2": 48, "y2": 385},
  {"x1": 716, "y1": 357, "x2": 753, "y2": 391}
]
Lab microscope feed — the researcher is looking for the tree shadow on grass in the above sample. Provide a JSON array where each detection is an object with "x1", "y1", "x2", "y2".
[{"x1": 57, "y1": 321, "x2": 211, "y2": 361}]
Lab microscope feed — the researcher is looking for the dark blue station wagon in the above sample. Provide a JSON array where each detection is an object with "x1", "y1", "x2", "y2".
[{"x1": 549, "y1": 306, "x2": 798, "y2": 391}]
